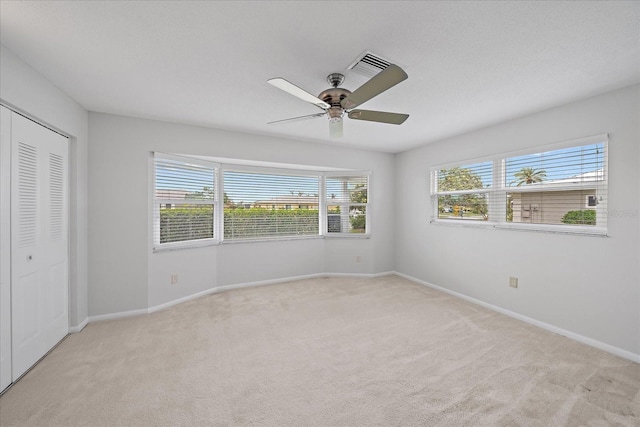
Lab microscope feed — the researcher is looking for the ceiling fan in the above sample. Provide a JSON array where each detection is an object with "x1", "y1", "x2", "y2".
[{"x1": 267, "y1": 64, "x2": 409, "y2": 138}]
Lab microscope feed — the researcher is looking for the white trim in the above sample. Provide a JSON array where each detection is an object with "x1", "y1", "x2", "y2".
[
  {"x1": 222, "y1": 163, "x2": 323, "y2": 178},
  {"x1": 324, "y1": 234, "x2": 371, "y2": 239},
  {"x1": 430, "y1": 219, "x2": 609, "y2": 237},
  {"x1": 187, "y1": 155, "x2": 349, "y2": 172},
  {"x1": 0, "y1": 106, "x2": 12, "y2": 392},
  {"x1": 324, "y1": 271, "x2": 394, "y2": 278},
  {"x1": 393, "y1": 272, "x2": 640, "y2": 363},
  {"x1": 88, "y1": 308, "x2": 149, "y2": 323},
  {"x1": 220, "y1": 235, "x2": 324, "y2": 245},
  {"x1": 214, "y1": 273, "x2": 326, "y2": 294},
  {"x1": 68, "y1": 317, "x2": 89, "y2": 333},
  {"x1": 323, "y1": 170, "x2": 372, "y2": 178},
  {"x1": 84, "y1": 272, "x2": 395, "y2": 324},
  {"x1": 153, "y1": 237, "x2": 219, "y2": 252},
  {"x1": 155, "y1": 152, "x2": 220, "y2": 170},
  {"x1": 0, "y1": 102, "x2": 71, "y2": 139},
  {"x1": 147, "y1": 287, "x2": 222, "y2": 314}
]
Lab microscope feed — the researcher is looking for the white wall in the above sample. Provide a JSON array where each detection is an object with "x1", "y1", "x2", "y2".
[
  {"x1": 395, "y1": 85, "x2": 640, "y2": 357},
  {"x1": 88, "y1": 113, "x2": 396, "y2": 315},
  {"x1": 0, "y1": 44, "x2": 89, "y2": 329}
]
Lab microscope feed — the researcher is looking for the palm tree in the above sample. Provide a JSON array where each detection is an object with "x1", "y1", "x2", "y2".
[{"x1": 513, "y1": 167, "x2": 546, "y2": 186}]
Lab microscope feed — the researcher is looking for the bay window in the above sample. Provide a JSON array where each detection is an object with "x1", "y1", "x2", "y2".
[{"x1": 152, "y1": 153, "x2": 371, "y2": 249}]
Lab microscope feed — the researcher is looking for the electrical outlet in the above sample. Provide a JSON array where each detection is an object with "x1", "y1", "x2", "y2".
[
  {"x1": 356, "y1": 256, "x2": 361, "y2": 263},
  {"x1": 509, "y1": 276, "x2": 518, "y2": 288},
  {"x1": 171, "y1": 274, "x2": 178, "y2": 285}
]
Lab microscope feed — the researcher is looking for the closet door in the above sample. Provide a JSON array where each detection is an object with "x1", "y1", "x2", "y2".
[
  {"x1": 10, "y1": 112, "x2": 69, "y2": 380},
  {"x1": 0, "y1": 106, "x2": 11, "y2": 391}
]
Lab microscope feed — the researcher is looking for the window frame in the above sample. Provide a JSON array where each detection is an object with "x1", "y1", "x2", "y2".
[
  {"x1": 430, "y1": 134, "x2": 608, "y2": 236},
  {"x1": 153, "y1": 153, "x2": 220, "y2": 251},
  {"x1": 220, "y1": 164, "x2": 322, "y2": 242},
  {"x1": 152, "y1": 152, "x2": 372, "y2": 251},
  {"x1": 324, "y1": 172, "x2": 371, "y2": 238}
]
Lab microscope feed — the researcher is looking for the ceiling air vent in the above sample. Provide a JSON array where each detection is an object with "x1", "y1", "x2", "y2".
[{"x1": 347, "y1": 51, "x2": 392, "y2": 78}]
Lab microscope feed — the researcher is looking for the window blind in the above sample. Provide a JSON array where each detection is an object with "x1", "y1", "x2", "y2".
[
  {"x1": 222, "y1": 169, "x2": 320, "y2": 240},
  {"x1": 431, "y1": 135, "x2": 608, "y2": 235},
  {"x1": 154, "y1": 155, "x2": 216, "y2": 246},
  {"x1": 326, "y1": 175, "x2": 369, "y2": 234},
  {"x1": 503, "y1": 142, "x2": 606, "y2": 230},
  {"x1": 433, "y1": 161, "x2": 492, "y2": 221}
]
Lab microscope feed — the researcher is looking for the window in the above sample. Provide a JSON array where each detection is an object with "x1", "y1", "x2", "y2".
[
  {"x1": 431, "y1": 135, "x2": 608, "y2": 235},
  {"x1": 434, "y1": 161, "x2": 492, "y2": 221},
  {"x1": 326, "y1": 175, "x2": 369, "y2": 235},
  {"x1": 152, "y1": 153, "x2": 370, "y2": 249},
  {"x1": 153, "y1": 154, "x2": 217, "y2": 248},
  {"x1": 223, "y1": 169, "x2": 320, "y2": 240}
]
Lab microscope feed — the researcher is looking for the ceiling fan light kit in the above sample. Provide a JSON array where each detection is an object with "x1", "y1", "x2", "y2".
[{"x1": 267, "y1": 63, "x2": 409, "y2": 138}]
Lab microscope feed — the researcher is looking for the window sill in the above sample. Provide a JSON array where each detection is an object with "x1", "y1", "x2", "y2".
[
  {"x1": 324, "y1": 233, "x2": 371, "y2": 239},
  {"x1": 153, "y1": 238, "x2": 220, "y2": 253},
  {"x1": 221, "y1": 235, "x2": 324, "y2": 245},
  {"x1": 430, "y1": 219, "x2": 608, "y2": 237},
  {"x1": 152, "y1": 233, "x2": 373, "y2": 252}
]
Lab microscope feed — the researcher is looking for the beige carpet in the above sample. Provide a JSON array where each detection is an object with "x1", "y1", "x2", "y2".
[{"x1": 0, "y1": 275, "x2": 638, "y2": 426}]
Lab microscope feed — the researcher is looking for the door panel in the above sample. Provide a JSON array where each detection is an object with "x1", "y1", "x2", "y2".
[
  {"x1": 10, "y1": 113, "x2": 68, "y2": 380},
  {"x1": 0, "y1": 106, "x2": 11, "y2": 391},
  {"x1": 16, "y1": 273, "x2": 39, "y2": 343}
]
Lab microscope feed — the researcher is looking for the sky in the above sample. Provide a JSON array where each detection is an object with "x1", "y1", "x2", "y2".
[{"x1": 443, "y1": 142, "x2": 605, "y2": 189}]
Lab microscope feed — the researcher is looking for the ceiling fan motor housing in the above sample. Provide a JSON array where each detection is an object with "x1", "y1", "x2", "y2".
[{"x1": 318, "y1": 87, "x2": 351, "y2": 121}]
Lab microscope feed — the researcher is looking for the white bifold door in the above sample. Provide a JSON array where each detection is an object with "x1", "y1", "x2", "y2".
[{"x1": 0, "y1": 106, "x2": 69, "y2": 391}]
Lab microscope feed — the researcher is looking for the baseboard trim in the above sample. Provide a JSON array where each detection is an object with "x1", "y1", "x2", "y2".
[
  {"x1": 324, "y1": 271, "x2": 395, "y2": 279},
  {"x1": 85, "y1": 271, "x2": 395, "y2": 325},
  {"x1": 147, "y1": 287, "x2": 221, "y2": 314},
  {"x1": 68, "y1": 317, "x2": 89, "y2": 333},
  {"x1": 213, "y1": 272, "x2": 326, "y2": 294},
  {"x1": 88, "y1": 308, "x2": 149, "y2": 323},
  {"x1": 393, "y1": 271, "x2": 640, "y2": 364}
]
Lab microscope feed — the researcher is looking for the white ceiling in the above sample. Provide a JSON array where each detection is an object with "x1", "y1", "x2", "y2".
[{"x1": 1, "y1": 1, "x2": 639, "y2": 153}]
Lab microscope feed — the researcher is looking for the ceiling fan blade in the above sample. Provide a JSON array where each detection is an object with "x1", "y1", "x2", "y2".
[
  {"x1": 268, "y1": 78, "x2": 330, "y2": 109},
  {"x1": 329, "y1": 119, "x2": 343, "y2": 138},
  {"x1": 341, "y1": 64, "x2": 408, "y2": 110},
  {"x1": 348, "y1": 109, "x2": 409, "y2": 125},
  {"x1": 267, "y1": 112, "x2": 326, "y2": 125}
]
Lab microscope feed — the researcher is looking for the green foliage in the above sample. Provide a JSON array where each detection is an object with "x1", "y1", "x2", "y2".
[
  {"x1": 347, "y1": 184, "x2": 367, "y2": 231},
  {"x1": 350, "y1": 184, "x2": 368, "y2": 203},
  {"x1": 160, "y1": 206, "x2": 213, "y2": 243},
  {"x1": 506, "y1": 198, "x2": 513, "y2": 222},
  {"x1": 561, "y1": 209, "x2": 596, "y2": 225},
  {"x1": 438, "y1": 167, "x2": 484, "y2": 191},
  {"x1": 161, "y1": 207, "x2": 320, "y2": 243},
  {"x1": 512, "y1": 167, "x2": 547, "y2": 186},
  {"x1": 350, "y1": 213, "x2": 366, "y2": 231},
  {"x1": 224, "y1": 208, "x2": 319, "y2": 239},
  {"x1": 438, "y1": 168, "x2": 487, "y2": 218}
]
